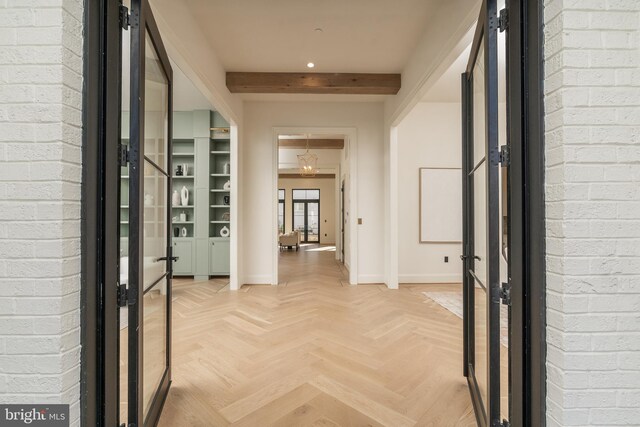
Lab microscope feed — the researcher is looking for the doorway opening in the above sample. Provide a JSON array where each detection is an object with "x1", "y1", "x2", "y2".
[
  {"x1": 276, "y1": 134, "x2": 346, "y2": 286},
  {"x1": 83, "y1": 0, "x2": 545, "y2": 425},
  {"x1": 293, "y1": 189, "x2": 321, "y2": 244}
]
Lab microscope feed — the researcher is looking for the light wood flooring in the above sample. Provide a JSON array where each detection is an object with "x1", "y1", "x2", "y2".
[{"x1": 157, "y1": 244, "x2": 478, "y2": 426}]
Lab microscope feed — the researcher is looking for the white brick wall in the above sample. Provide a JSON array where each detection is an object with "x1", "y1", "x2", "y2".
[
  {"x1": 0, "y1": 0, "x2": 83, "y2": 425},
  {"x1": 544, "y1": 0, "x2": 640, "y2": 425}
]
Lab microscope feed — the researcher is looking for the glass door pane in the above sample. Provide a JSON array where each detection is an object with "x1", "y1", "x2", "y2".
[
  {"x1": 141, "y1": 30, "x2": 170, "y2": 422},
  {"x1": 307, "y1": 202, "x2": 319, "y2": 242},
  {"x1": 127, "y1": 1, "x2": 173, "y2": 425},
  {"x1": 462, "y1": 0, "x2": 503, "y2": 425},
  {"x1": 497, "y1": 0, "x2": 510, "y2": 420},
  {"x1": 472, "y1": 40, "x2": 489, "y2": 415},
  {"x1": 119, "y1": 0, "x2": 131, "y2": 423},
  {"x1": 293, "y1": 202, "x2": 306, "y2": 240}
]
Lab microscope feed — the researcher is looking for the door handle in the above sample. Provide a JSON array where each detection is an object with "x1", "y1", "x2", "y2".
[
  {"x1": 157, "y1": 256, "x2": 179, "y2": 262},
  {"x1": 460, "y1": 255, "x2": 481, "y2": 261}
]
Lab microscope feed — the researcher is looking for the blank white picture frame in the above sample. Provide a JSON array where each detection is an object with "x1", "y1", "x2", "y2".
[{"x1": 419, "y1": 167, "x2": 462, "y2": 243}]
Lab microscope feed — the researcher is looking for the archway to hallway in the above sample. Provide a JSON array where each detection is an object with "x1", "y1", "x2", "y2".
[
  {"x1": 272, "y1": 128, "x2": 358, "y2": 287},
  {"x1": 276, "y1": 132, "x2": 347, "y2": 287}
]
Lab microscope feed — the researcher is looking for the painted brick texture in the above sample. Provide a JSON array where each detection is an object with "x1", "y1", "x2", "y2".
[
  {"x1": 544, "y1": 0, "x2": 640, "y2": 425},
  {"x1": 0, "y1": 0, "x2": 83, "y2": 426}
]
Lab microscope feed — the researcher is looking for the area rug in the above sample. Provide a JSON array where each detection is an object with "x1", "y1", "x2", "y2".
[{"x1": 422, "y1": 291, "x2": 509, "y2": 347}]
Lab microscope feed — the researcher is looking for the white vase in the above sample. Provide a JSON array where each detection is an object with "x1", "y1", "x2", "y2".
[
  {"x1": 220, "y1": 226, "x2": 230, "y2": 237},
  {"x1": 180, "y1": 186, "x2": 189, "y2": 206},
  {"x1": 223, "y1": 163, "x2": 230, "y2": 174},
  {"x1": 181, "y1": 226, "x2": 187, "y2": 237},
  {"x1": 172, "y1": 190, "x2": 180, "y2": 207},
  {"x1": 223, "y1": 180, "x2": 231, "y2": 190}
]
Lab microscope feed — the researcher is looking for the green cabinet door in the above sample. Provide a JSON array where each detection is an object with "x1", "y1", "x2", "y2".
[
  {"x1": 173, "y1": 239, "x2": 194, "y2": 275},
  {"x1": 209, "y1": 238, "x2": 230, "y2": 275}
]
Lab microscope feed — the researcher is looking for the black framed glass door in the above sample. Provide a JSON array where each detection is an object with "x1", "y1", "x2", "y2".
[
  {"x1": 120, "y1": 0, "x2": 174, "y2": 426},
  {"x1": 292, "y1": 189, "x2": 320, "y2": 243},
  {"x1": 461, "y1": 0, "x2": 508, "y2": 425}
]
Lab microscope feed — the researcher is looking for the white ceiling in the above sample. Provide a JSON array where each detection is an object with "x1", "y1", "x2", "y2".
[
  {"x1": 184, "y1": 0, "x2": 443, "y2": 73},
  {"x1": 122, "y1": 40, "x2": 215, "y2": 112},
  {"x1": 422, "y1": 29, "x2": 507, "y2": 103},
  {"x1": 172, "y1": 61, "x2": 215, "y2": 111},
  {"x1": 422, "y1": 45, "x2": 470, "y2": 103}
]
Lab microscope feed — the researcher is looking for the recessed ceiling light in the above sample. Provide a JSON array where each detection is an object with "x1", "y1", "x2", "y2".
[
  {"x1": 315, "y1": 28, "x2": 323, "y2": 33},
  {"x1": 307, "y1": 62, "x2": 315, "y2": 69}
]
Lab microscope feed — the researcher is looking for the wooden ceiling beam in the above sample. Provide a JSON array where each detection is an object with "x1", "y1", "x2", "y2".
[
  {"x1": 278, "y1": 139, "x2": 344, "y2": 149},
  {"x1": 226, "y1": 72, "x2": 401, "y2": 95},
  {"x1": 278, "y1": 173, "x2": 336, "y2": 179}
]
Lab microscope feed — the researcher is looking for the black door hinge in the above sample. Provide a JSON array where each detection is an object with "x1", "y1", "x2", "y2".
[
  {"x1": 119, "y1": 144, "x2": 130, "y2": 166},
  {"x1": 498, "y1": 8, "x2": 508, "y2": 32},
  {"x1": 500, "y1": 282, "x2": 511, "y2": 306},
  {"x1": 117, "y1": 283, "x2": 128, "y2": 307},
  {"x1": 119, "y1": 4, "x2": 130, "y2": 30},
  {"x1": 499, "y1": 145, "x2": 510, "y2": 167}
]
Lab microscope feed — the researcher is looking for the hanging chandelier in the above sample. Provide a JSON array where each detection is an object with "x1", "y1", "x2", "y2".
[{"x1": 297, "y1": 134, "x2": 318, "y2": 177}]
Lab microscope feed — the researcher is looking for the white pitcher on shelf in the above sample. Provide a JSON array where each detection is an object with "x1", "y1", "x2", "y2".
[{"x1": 180, "y1": 186, "x2": 189, "y2": 206}]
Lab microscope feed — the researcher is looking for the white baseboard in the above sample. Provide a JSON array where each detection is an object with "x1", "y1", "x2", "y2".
[
  {"x1": 398, "y1": 274, "x2": 462, "y2": 284},
  {"x1": 357, "y1": 274, "x2": 385, "y2": 284},
  {"x1": 242, "y1": 275, "x2": 273, "y2": 286}
]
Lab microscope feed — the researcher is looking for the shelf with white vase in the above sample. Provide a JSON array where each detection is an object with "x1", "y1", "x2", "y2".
[{"x1": 208, "y1": 115, "x2": 232, "y2": 277}]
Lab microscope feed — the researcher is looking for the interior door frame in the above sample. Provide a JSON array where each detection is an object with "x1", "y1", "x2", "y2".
[
  {"x1": 278, "y1": 188, "x2": 285, "y2": 233},
  {"x1": 128, "y1": 0, "x2": 174, "y2": 425},
  {"x1": 506, "y1": 1, "x2": 547, "y2": 425},
  {"x1": 341, "y1": 179, "x2": 345, "y2": 262},
  {"x1": 81, "y1": 0, "x2": 121, "y2": 426}
]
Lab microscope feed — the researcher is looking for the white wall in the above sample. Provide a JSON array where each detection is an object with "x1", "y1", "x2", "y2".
[
  {"x1": 383, "y1": 0, "x2": 479, "y2": 126},
  {"x1": 397, "y1": 103, "x2": 463, "y2": 283},
  {"x1": 544, "y1": 0, "x2": 640, "y2": 425},
  {"x1": 279, "y1": 148, "x2": 342, "y2": 169},
  {"x1": 278, "y1": 177, "x2": 337, "y2": 244},
  {"x1": 242, "y1": 101, "x2": 385, "y2": 284},
  {"x1": 151, "y1": 0, "x2": 243, "y2": 126},
  {"x1": 0, "y1": 0, "x2": 83, "y2": 424}
]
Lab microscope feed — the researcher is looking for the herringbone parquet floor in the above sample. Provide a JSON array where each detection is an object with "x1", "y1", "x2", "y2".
[{"x1": 157, "y1": 245, "x2": 478, "y2": 426}]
